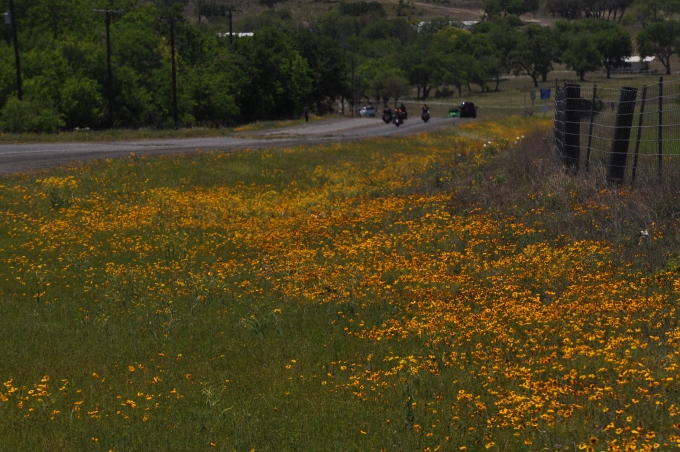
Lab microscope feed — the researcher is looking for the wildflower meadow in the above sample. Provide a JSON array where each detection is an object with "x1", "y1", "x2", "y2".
[{"x1": 1, "y1": 117, "x2": 680, "y2": 451}]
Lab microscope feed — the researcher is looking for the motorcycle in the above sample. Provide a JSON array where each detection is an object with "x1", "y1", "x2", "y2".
[
  {"x1": 382, "y1": 108, "x2": 392, "y2": 124},
  {"x1": 421, "y1": 110, "x2": 430, "y2": 123},
  {"x1": 392, "y1": 109, "x2": 404, "y2": 127},
  {"x1": 399, "y1": 104, "x2": 408, "y2": 120}
]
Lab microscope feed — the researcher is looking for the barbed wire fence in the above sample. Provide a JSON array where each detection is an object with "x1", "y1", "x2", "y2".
[{"x1": 554, "y1": 77, "x2": 680, "y2": 186}]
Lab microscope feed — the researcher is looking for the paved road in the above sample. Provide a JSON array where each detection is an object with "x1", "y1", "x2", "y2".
[{"x1": 0, "y1": 116, "x2": 461, "y2": 175}]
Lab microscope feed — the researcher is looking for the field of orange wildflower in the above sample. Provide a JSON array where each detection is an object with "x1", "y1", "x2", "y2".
[{"x1": 1, "y1": 116, "x2": 679, "y2": 451}]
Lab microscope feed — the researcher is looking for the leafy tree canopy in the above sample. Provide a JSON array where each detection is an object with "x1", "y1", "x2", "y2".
[
  {"x1": 338, "y1": 1, "x2": 386, "y2": 17},
  {"x1": 622, "y1": 0, "x2": 680, "y2": 28},
  {"x1": 483, "y1": 0, "x2": 539, "y2": 18},
  {"x1": 637, "y1": 19, "x2": 680, "y2": 75}
]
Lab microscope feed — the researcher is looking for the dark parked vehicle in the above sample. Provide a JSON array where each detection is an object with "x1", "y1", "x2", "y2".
[
  {"x1": 459, "y1": 102, "x2": 477, "y2": 118},
  {"x1": 449, "y1": 102, "x2": 477, "y2": 119}
]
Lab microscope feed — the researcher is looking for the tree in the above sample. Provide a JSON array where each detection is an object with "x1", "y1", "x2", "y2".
[
  {"x1": 356, "y1": 57, "x2": 397, "y2": 102},
  {"x1": 442, "y1": 53, "x2": 470, "y2": 96},
  {"x1": 0, "y1": 46, "x2": 17, "y2": 106},
  {"x1": 557, "y1": 19, "x2": 633, "y2": 78},
  {"x1": 360, "y1": 18, "x2": 417, "y2": 47},
  {"x1": 319, "y1": 10, "x2": 355, "y2": 43},
  {"x1": 483, "y1": 0, "x2": 540, "y2": 18},
  {"x1": 19, "y1": 0, "x2": 97, "y2": 38},
  {"x1": 233, "y1": 27, "x2": 312, "y2": 121},
  {"x1": 60, "y1": 76, "x2": 104, "y2": 128},
  {"x1": 0, "y1": 96, "x2": 64, "y2": 133},
  {"x1": 470, "y1": 18, "x2": 519, "y2": 91},
  {"x1": 323, "y1": 1, "x2": 389, "y2": 38},
  {"x1": 546, "y1": 0, "x2": 633, "y2": 20},
  {"x1": 562, "y1": 34, "x2": 602, "y2": 81},
  {"x1": 110, "y1": 5, "x2": 167, "y2": 126},
  {"x1": 240, "y1": 9, "x2": 295, "y2": 32},
  {"x1": 582, "y1": 0, "x2": 633, "y2": 21},
  {"x1": 372, "y1": 69, "x2": 410, "y2": 104},
  {"x1": 338, "y1": 1, "x2": 386, "y2": 17},
  {"x1": 259, "y1": 0, "x2": 290, "y2": 9},
  {"x1": 417, "y1": 17, "x2": 461, "y2": 35},
  {"x1": 622, "y1": 0, "x2": 680, "y2": 28},
  {"x1": 400, "y1": 35, "x2": 450, "y2": 100},
  {"x1": 546, "y1": 0, "x2": 584, "y2": 20},
  {"x1": 292, "y1": 29, "x2": 350, "y2": 113},
  {"x1": 637, "y1": 19, "x2": 680, "y2": 75},
  {"x1": 184, "y1": 63, "x2": 240, "y2": 127},
  {"x1": 509, "y1": 24, "x2": 558, "y2": 87},
  {"x1": 593, "y1": 23, "x2": 633, "y2": 78}
]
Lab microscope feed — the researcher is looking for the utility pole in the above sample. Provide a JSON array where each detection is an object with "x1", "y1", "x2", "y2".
[
  {"x1": 227, "y1": 6, "x2": 242, "y2": 44},
  {"x1": 170, "y1": 18, "x2": 178, "y2": 129},
  {"x1": 6, "y1": 0, "x2": 21, "y2": 100},
  {"x1": 93, "y1": 9, "x2": 123, "y2": 128},
  {"x1": 158, "y1": 14, "x2": 183, "y2": 130}
]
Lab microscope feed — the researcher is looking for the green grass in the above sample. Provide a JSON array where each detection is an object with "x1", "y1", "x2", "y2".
[{"x1": 2, "y1": 116, "x2": 680, "y2": 451}]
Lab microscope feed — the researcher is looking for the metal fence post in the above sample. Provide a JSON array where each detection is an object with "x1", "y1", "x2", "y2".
[
  {"x1": 658, "y1": 76, "x2": 663, "y2": 180},
  {"x1": 607, "y1": 87, "x2": 638, "y2": 184},
  {"x1": 554, "y1": 87, "x2": 565, "y2": 156},
  {"x1": 585, "y1": 85, "x2": 597, "y2": 173},
  {"x1": 564, "y1": 84, "x2": 581, "y2": 171},
  {"x1": 631, "y1": 85, "x2": 647, "y2": 186}
]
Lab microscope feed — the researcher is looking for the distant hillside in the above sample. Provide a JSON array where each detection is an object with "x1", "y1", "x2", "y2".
[{"x1": 186, "y1": 0, "x2": 487, "y2": 33}]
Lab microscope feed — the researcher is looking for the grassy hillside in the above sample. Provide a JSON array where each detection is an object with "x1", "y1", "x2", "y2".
[
  {"x1": 2, "y1": 116, "x2": 680, "y2": 450},
  {"x1": 190, "y1": 0, "x2": 486, "y2": 32}
]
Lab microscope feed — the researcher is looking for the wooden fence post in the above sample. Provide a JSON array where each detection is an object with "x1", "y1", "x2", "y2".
[
  {"x1": 658, "y1": 76, "x2": 663, "y2": 180},
  {"x1": 607, "y1": 87, "x2": 638, "y2": 184}
]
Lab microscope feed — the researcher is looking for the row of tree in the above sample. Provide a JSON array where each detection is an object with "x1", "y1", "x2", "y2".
[
  {"x1": 0, "y1": 0, "x2": 679, "y2": 132},
  {"x1": 0, "y1": 1, "x2": 352, "y2": 132}
]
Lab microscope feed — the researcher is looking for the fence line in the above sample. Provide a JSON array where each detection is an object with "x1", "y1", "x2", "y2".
[{"x1": 554, "y1": 77, "x2": 680, "y2": 185}]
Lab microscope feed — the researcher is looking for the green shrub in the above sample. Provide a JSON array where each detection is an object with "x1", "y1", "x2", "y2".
[
  {"x1": 60, "y1": 76, "x2": 104, "y2": 129},
  {"x1": 0, "y1": 96, "x2": 64, "y2": 133}
]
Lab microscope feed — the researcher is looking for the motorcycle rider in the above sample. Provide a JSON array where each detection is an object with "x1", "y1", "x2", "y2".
[
  {"x1": 382, "y1": 105, "x2": 393, "y2": 123},
  {"x1": 393, "y1": 106, "x2": 404, "y2": 125},
  {"x1": 421, "y1": 104, "x2": 430, "y2": 123}
]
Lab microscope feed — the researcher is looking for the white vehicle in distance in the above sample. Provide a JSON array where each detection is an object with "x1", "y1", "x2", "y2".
[{"x1": 359, "y1": 106, "x2": 376, "y2": 117}]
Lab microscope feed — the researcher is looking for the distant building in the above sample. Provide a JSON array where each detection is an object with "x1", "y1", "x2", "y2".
[
  {"x1": 622, "y1": 56, "x2": 656, "y2": 73},
  {"x1": 414, "y1": 20, "x2": 476, "y2": 32},
  {"x1": 217, "y1": 32, "x2": 254, "y2": 38}
]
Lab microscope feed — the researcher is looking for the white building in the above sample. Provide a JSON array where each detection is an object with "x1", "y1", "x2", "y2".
[
  {"x1": 622, "y1": 56, "x2": 656, "y2": 73},
  {"x1": 217, "y1": 32, "x2": 254, "y2": 38}
]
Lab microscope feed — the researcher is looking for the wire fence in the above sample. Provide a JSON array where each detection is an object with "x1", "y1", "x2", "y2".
[{"x1": 554, "y1": 77, "x2": 680, "y2": 185}]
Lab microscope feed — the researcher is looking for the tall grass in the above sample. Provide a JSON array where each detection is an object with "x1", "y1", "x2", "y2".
[{"x1": 1, "y1": 116, "x2": 679, "y2": 451}]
